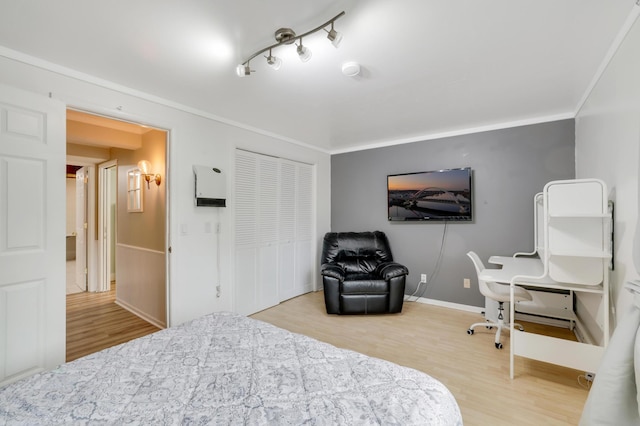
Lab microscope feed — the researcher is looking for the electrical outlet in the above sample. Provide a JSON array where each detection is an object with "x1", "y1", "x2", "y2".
[
  {"x1": 464, "y1": 278, "x2": 471, "y2": 288},
  {"x1": 420, "y1": 273, "x2": 427, "y2": 283},
  {"x1": 585, "y1": 372, "x2": 595, "y2": 382}
]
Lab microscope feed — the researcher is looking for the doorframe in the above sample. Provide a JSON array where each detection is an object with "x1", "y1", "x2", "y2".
[{"x1": 66, "y1": 106, "x2": 172, "y2": 326}]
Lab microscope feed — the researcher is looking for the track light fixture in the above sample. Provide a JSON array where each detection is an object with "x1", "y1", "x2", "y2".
[{"x1": 236, "y1": 11, "x2": 345, "y2": 76}]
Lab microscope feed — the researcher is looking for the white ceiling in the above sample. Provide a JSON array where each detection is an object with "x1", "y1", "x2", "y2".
[{"x1": 0, "y1": 0, "x2": 634, "y2": 153}]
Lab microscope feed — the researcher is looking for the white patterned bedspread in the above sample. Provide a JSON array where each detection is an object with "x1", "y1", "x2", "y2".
[{"x1": 0, "y1": 312, "x2": 462, "y2": 425}]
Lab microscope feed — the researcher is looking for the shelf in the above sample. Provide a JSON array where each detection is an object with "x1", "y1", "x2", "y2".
[
  {"x1": 517, "y1": 280, "x2": 604, "y2": 294},
  {"x1": 549, "y1": 250, "x2": 612, "y2": 259},
  {"x1": 508, "y1": 179, "x2": 610, "y2": 379},
  {"x1": 513, "y1": 332, "x2": 604, "y2": 373},
  {"x1": 515, "y1": 304, "x2": 576, "y2": 321},
  {"x1": 548, "y1": 213, "x2": 609, "y2": 219}
]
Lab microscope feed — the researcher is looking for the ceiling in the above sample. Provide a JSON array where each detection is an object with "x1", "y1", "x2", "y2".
[{"x1": 0, "y1": 0, "x2": 634, "y2": 153}]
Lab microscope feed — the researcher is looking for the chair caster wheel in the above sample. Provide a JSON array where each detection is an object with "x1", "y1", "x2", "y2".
[
  {"x1": 487, "y1": 326, "x2": 493, "y2": 330},
  {"x1": 495, "y1": 342, "x2": 503, "y2": 349},
  {"x1": 467, "y1": 329, "x2": 474, "y2": 335}
]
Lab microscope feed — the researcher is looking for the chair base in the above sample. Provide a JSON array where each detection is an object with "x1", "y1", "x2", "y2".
[{"x1": 467, "y1": 319, "x2": 525, "y2": 349}]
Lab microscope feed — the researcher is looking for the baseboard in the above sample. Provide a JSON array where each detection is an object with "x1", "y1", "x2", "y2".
[
  {"x1": 115, "y1": 298, "x2": 166, "y2": 329},
  {"x1": 406, "y1": 295, "x2": 484, "y2": 314}
]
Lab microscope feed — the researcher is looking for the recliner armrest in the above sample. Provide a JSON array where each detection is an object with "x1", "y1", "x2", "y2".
[
  {"x1": 321, "y1": 263, "x2": 345, "y2": 281},
  {"x1": 376, "y1": 262, "x2": 409, "y2": 280}
]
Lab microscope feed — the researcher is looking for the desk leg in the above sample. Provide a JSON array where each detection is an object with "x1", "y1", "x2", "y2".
[{"x1": 509, "y1": 282, "x2": 515, "y2": 379}]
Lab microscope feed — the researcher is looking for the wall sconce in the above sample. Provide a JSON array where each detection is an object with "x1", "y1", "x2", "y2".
[{"x1": 137, "y1": 160, "x2": 161, "y2": 189}]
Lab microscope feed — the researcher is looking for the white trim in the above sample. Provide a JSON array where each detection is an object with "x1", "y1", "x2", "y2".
[
  {"x1": 0, "y1": 45, "x2": 329, "y2": 155},
  {"x1": 574, "y1": 4, "x2": 640, "y2": 115},
  {"x1": 407, "y1": 296, "x2": 484, "y2": 313},
  {"x1": 330, "y1": 112, "x2": 575, "y2": 155},
  {"x1": 116, "y1": 242, "x2": 165, "y2": 255},
  {"x1": 115, "y1": 298, "x2": 166, "y2": 330}
]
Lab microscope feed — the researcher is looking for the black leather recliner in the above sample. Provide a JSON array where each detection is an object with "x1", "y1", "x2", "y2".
[{"x1": 320, "y1": 231, "x2": 409, "y2": 314}]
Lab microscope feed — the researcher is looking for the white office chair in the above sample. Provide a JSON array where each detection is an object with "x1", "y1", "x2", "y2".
[{"x1": 466, "y1": 251, "x2": 533, "y2": 349}]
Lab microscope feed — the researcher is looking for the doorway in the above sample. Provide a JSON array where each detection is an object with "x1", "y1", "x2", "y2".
[{"x1": 66, "y1": 109, "x2": 169, "y2": 342}]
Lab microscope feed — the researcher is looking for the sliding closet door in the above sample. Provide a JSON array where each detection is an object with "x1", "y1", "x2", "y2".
[
  {"x1": 234, "y1": 150, "x2": 314, "y2": 315},
  {"x1": 279, "y1": 159, "x2": 314, "y2": 301}
]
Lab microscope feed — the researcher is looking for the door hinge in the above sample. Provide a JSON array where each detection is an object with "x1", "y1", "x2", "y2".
[
  {"x1": 83, "y1": 222, "x2": 88, "y2": 229},
  {"x1": 168, "y1": 246, "x2": 172, "y2": 253}
]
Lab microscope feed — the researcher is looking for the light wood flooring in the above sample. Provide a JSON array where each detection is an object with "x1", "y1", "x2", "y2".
[
  {"x1": 67, "y1": 289, "x2": 589, "y2": 424},
  {"x1": 252, "y1": 291, "x2": 589, "y2": 426},
  {"x1": 66, "y1": 283, "x2": 160, "y2": 362}
]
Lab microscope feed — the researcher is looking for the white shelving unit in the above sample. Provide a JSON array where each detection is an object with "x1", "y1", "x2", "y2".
[{"x1": 509, "y1": 178, "x2": 611, "y2": 378}]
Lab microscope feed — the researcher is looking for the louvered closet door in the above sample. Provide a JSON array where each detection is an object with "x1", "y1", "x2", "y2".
[
  {"x1": 278, "y1": 160, "x2": 313, "y2": 301},
  {"x1": 278, "y1": 161, "x2": 297, "y2": 301},
  {"x1": 294, "y1": 163, "x2": 314, "y2": 297},
  {"x1": 235, "y1": 150, "x2": 315, "y2": 315},
  {"x1": 234, "y1": 151, "x2": 258, "y2": 315},
  {"x1": 234, "y1": 151, "x2": 279, "y2": 315}
]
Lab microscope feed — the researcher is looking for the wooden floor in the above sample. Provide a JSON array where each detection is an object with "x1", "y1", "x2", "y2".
[
  {"x1": 252, "y1": 291, "x2": 589, "y2": 426},
  {"x1": 66, "y1": 283, "x2": 160, "y2": 362},
  {"x1": 67, "y1": 288, "x2": 589, "y2": 424}
]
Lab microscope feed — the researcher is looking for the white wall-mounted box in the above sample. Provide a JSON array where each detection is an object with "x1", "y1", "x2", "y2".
[{"x1": 193, "y1": 165, "x2": 226, "y2": 207}]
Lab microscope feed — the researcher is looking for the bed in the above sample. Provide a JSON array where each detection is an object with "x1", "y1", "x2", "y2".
[{"x1": 0, "y1": 312, "x2": 462, "y2": 425}]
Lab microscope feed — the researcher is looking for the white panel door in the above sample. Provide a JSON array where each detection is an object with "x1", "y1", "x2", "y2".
[{"x1": 0, "y1": 84, "x2": 66, "y2": 386}]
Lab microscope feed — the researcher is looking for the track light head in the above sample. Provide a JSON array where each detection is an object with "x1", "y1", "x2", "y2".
[
  {"x1": 266, "y1": 55, "x2": 282, "y2": 70},
  {"x1": 326, "y1": 23, "x2": 343, "y2": 48},
  {"x1": 297, "y1": 42, "x2": 312, "y2": 62},
  {"x1": 236, "y1": 64, "x2": 251, "y2": 77},
  {"x1": 265, "y1": 49, "x2": 282, "y2": 70}
]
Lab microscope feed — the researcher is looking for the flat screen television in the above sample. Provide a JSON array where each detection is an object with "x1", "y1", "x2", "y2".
[{"x1": 387, "y1": 167, "x2": 472, "y2": 221}]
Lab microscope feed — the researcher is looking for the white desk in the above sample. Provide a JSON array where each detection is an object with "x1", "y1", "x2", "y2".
[{"x1": 480, "y1": 256, "x2": 606, "y2": 379}]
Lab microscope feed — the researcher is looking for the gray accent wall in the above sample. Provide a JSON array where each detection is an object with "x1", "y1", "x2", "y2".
[{"x1": 330, "y1": 120, "x2": 575, "y2": 307}]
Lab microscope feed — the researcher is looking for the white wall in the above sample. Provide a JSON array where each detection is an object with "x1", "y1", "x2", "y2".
[
  {"x1": 575, "y1": 8, "x2": 640, "y2": 342},
  {"x1": 0, "y1": 53, "x2": 331, "y2": 327}
]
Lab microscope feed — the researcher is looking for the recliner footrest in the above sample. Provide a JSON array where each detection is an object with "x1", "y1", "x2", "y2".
[{"x1": 340, "y1": 294, "x2": 389, "y2": 314}]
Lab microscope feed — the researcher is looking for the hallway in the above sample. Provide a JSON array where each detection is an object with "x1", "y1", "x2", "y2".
[{"x1": 66, "y1": 283, "x2": 160, "y2": 362}]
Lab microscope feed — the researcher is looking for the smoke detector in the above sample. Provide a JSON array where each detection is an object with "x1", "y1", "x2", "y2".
[{"x1": 341, "y1": 61, "x2": 360, "y2": 77}]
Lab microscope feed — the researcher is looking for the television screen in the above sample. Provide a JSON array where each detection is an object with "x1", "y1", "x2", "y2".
[{"x1": 387, "y1": 168, "x2": 472, "y2": 221}]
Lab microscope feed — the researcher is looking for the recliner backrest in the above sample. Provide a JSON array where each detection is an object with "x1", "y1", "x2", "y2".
[{"x1": 321, "y1": 231, "x2": 393, "y2": 274}]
